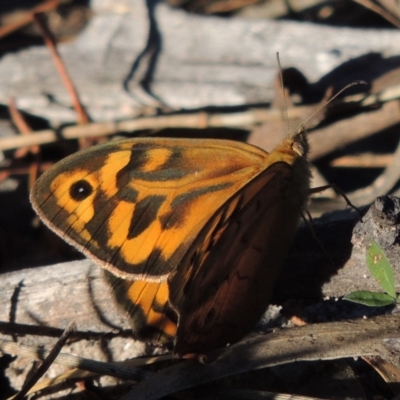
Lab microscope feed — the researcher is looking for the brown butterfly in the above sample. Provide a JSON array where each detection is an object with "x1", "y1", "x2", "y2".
[{"x1": 30, "y1": 131, "x2": 310, "y2": 355}]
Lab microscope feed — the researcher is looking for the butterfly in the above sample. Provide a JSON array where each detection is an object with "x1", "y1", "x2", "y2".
[{"x1": 30, "y1": 131, "x2": 311, "y2": 356}]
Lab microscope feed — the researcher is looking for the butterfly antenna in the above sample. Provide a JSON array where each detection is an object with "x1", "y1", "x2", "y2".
[
  {"x1": 276, "y1": 52, "x2": 292, "y2": 138},
  {"x1": 297, "y1": 80, "x2": 367, "y2": 135}
]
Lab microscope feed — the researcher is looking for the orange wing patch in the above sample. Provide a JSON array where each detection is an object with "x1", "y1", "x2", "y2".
[
  {"x1": 127, "y1": 280, "x2": 177, "y2": 340},
  {"x1": 104, "y1": 271, "x2": 177, "y2": 344}
]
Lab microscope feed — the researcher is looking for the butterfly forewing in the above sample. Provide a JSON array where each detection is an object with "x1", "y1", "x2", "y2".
[{"x1": 31, "y1": 138, "x2": 272, "y2": 281}]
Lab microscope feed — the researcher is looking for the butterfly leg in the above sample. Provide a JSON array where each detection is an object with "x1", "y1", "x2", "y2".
[
  {"x1": 300, "y1": 208, "x2": 334, "y2": 266},
  {"x1": 309, "y1": 184, "x2": 362, "y2": 215}
]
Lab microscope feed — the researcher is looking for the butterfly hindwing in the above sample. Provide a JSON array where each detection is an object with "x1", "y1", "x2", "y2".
[
  {"x1": 103, "y1": 271, "x2": 177, "y2": 344},
  {"x1": 169, "y1": 161, "x2": 309, "y2": 355}
]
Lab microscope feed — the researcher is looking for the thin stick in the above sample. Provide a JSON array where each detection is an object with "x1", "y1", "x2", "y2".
[
  {"x1": 0, "y1": 0, "x2": 61, "y2": 39},
  {"x1": 32, "y1": 12, "x2": 90, "y2": 125},
  {"x1": 352, "y1": 0, "x2": 400, "y2": 28},
  {"x1": 0, "y1": 339, "x2": 169, "y2": 381},
  {"x1": 13, "y1": 322, "x2": 76, "y2": 400},
  {"x1": 7, "y1": 98, "x2": 41, "y2": 190}
]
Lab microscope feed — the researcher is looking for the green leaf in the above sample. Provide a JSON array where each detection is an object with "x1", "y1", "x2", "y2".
[
  {"x1": 366, "y1": 241, "x2": 396, "y2": 298},
  {"x1": 344, "y1": 291, "x2": 395, "y2": 307}
]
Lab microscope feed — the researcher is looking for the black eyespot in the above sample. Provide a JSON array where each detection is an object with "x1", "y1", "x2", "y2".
[{"x1": 69, "y1": 180, "x2": 93, "y2": 201}]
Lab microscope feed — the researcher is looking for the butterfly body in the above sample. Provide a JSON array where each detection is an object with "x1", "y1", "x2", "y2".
[{"x1": 31, "y1": 133, "x2": 310, "y2": 355}]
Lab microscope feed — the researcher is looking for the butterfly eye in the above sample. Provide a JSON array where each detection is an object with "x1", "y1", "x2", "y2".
[{"x1": 69, "y1": 180, "x2": 93, "y2": 201}]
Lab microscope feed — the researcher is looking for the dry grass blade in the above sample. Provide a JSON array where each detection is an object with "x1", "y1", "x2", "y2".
[
  {"x1": 0, "y1": 107, "x2": 281, "y2": 151},
  {"x1": 8, "y1": 98, "x2": 39, "y2": 157},
  {"x1": 0, "y1": 0, "x2": 61, "y2": 39},
  {"x1": 363, "y1": 356, "x2": 400, "y2": 395},
  {"x1": 12, "y1": 321, "x2": 76, "y2": 400},
  {"x1": 32, "y1": 12, "x2": 90, "y2": 126},
  {"x1": 0, "y1": 339, "x2": 172, "y2": 381},
  {"x1": 0, "y1": 84, "x2": 393, "y2": 154},
  {"x1": 121, "y1": 314, "x2": 400, "y2": 400},
  {"x1": 7, "y1": 98, "x2": 41, "y2": 190},
  {"x1": 352, "y1": 0, "x2": 400, "y2": 27},
  {"x1": 7, "y1": 368, "x2": 95, "y2": 399}
]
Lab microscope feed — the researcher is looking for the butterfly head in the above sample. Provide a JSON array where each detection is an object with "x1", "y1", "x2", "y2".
[{"x1": 291, "y1": 124, "x2": 309, "y2": 158}]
